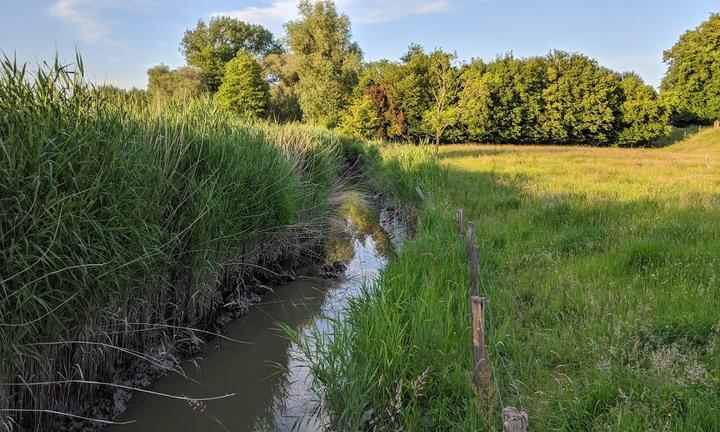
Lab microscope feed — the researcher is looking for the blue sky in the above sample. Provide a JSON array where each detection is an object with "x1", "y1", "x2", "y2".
[{"x1": 1, "y1": 1, "x2": 717, "y2": 89}]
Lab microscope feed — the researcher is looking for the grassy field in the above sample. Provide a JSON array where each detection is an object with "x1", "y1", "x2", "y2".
[{"x1": 305, "y1": 130, "x2": 720, "y2": 430}]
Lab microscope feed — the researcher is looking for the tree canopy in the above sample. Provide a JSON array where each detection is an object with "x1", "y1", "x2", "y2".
[
  {"x1": 159, "y1": 0, "x2": 720, "y2": 147},
  {"x1": 215, "y1": 52, "x2": 269, "y2": 118},
  {"x1": 661, "y1": 13, "x2": 720, "y2": 124},
  {"x1": 181, "y1": 16, "x2": 280, "y2": 91},
  {"x1": 285, "y1": 0, "x2": 363, "y2": 127}
]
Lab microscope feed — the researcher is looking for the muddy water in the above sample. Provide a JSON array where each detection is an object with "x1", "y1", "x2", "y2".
[{"x1": 110, "y1": 203, "x2": 399, "y2": 432}]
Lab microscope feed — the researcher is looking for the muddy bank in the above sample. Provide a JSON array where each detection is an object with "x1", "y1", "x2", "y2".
[
  {"x1": 100, "y1": 197, "x2": 401, "y2": 432},
  {"x1": 2, "y1": 226, "x2": 335, "y2": 432}
]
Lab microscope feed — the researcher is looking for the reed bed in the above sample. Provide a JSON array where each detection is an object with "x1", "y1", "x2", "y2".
[{"x1": 0, "y1": 55, "x2": 343, "y2": 430}]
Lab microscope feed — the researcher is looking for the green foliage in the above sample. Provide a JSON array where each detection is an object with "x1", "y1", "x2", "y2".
[
  {"x1": 343, "y1": 47, "x2": 669, "y2": 147},
  {"x1": 390, "y1": 44, "x2": 433, "y2": 139},
  {"x1": 215, "y1": 51, "x2": 269, "y2": 118},
  {"x1": 540, "y1": 51, "x2": 621, "y2": 144},
  {"x1": 423, "y1": 50, "x2": 461, "y2": 151},
  {"x1": 181, "y1": 16, "x2": 280, "y2": 91},
  {"x1": 0, "y1": 56, "x2": 341, "y2": 427},
  {"x1": 617, "y1": 73, "x2": 672, "y2": 146},
  {"x1": 264, "y1": 53, "x2": 302, "y2": 122},
  {"x1": 147, "y1": 64, "x2": 207, "y2": 98},
  {"x1": 337, "y1": 94, "x2": 381, "y2": 139},
  {"x1": 285, "y1": 0, "x2": 363, "y2": 127},
  {"x1": 661, "y1": 13, "x2": 720, "y2": 124},
  {"x1": 458, "y1": 51, "x2": 668, "y2": 146}
]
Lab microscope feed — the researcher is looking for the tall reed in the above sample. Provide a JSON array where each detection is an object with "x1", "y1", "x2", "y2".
[{"x1": 0, "y1": 55, "x2": 342, "y2": 430}]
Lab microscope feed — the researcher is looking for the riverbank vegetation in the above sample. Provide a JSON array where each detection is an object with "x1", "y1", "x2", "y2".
[
  {"x1": 3, "y1": 0, "x2": 719, "y2": 429},
  {"x1": 302, "y1": 128, "x2": 720, "y2": 431},
  {"x1": 0, "y1": 56, "x2": 345, "y2": 429}
]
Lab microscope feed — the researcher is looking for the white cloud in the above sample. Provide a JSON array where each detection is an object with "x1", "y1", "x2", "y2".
[
  {"x1": 212, "y1": 0, "x2": 455, "y2": 30},
  {"x1": 346, "y1": 0, "x2": 453, "y2": 24},
  {"x1": 212, "y1": 0, "x2": 297, "y2": 30},
  {"x1": 48, "y1": 0, "x2": 112, "y2": 43}
]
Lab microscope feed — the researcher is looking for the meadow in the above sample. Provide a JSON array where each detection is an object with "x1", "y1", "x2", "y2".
[{"x1": 304, "y1": 130, "x2": 720, "y2": 431}]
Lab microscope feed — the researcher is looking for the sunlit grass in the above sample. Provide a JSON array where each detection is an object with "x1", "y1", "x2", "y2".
[{"x1": 304, "y1": 130, "x2": 720, "y2": 431}]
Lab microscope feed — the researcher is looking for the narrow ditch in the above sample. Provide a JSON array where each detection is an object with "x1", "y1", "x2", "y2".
[{"x1": 106, "y1": 196, "x2": 405, "y2": 432}]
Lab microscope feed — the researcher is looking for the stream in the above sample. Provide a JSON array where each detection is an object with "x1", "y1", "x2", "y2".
[{"x1": 109, "y1": 200, "x2": 402, "y2": 432}]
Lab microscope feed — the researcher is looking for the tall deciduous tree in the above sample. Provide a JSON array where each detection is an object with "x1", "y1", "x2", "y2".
[
  {"x1": 285, "y1": 0, "x2": 363, "y2": 127},
  {"x1": 215, "y1": 52, "x2": 269, "y2": 118},
  {"x1": 181, "y1": 17, "x2": 280, "y2": 91},
  {"x1": 661, "y1": 13, "x2": 720, "y2": 124},
  {"x1": 424, "y1": 50, "x2": 460, "y2": 153}
]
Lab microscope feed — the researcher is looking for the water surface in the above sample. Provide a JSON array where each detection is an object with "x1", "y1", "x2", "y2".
[{"x1": 111, "y1": 203, "x2": 396, "y2": 432}]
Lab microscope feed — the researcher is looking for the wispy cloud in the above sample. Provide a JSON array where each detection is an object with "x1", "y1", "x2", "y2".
[
  {"x1": 48, "y1": 0, "x2": 112, "y2": 43},
  {"x1": 212, "y1": 0, "x2": 455, "y2": 30},
  {"x1": 347, "y1": 0, "x2": 453, "y2": 24}
]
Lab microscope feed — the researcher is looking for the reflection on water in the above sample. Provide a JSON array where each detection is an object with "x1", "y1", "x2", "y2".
[{"x1": 109, "y1": 197, "x2": 395, "y2": 432}]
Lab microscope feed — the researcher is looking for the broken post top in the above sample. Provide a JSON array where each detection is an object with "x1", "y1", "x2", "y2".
[{"x1": 503, "y1": 406, "x2": 528, "y2": 432}]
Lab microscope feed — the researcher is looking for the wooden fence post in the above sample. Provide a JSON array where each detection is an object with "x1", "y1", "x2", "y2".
[
  {"x1": 503, "y1": 407, "x2": 528, "y2": 432},
  {"x1": 469, "y1": 244, "x2": 479, "y2": 296},
  {"x1": 466, "y1": 221, "x2": 475, "y2": 254},
  {"x1": 469, "y1": 295, "x2": 487, "y2": 389},
  {"x1": 456, "y1": 209, "x2": 464, "y2": 235}
]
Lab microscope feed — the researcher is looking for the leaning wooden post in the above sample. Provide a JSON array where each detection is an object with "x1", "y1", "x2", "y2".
[
  {"x1": 469, "y1": 244, "x2": 479, "y2": 296},
  {"x1": 466, "y1": 221, "x2": 475, "y2": 255},
  {"x1": 502, "y1": 407, "x2": 528, "y2": 432},
  {"x1": 469, "y1": 296, "x2": 487, "y2": 388},
  {"x1": 456, "y1": 209, "x2": 464, "y2": 235}
]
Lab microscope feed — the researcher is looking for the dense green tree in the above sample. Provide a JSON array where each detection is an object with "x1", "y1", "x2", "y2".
[
  {"x1": 459, "y1": 55, "x2": 548, "y2": 143},
  {"x1": 215, "y1": 52, "x2": 269, "y2": 118},
  {"x1": 661, "y1": 13, "x2": 720, "y2": 124},
  {"x1": 390, "y1": 44, "x2": 433, "y2": 139},
  {"x1": 181, "y1": 17, "x2": 280, "y2": 91},
  {"x1": 618, "y1": 73, "x2": 671, "y2": 146},
  {"x1": 285, "y1": 0, "x2": 363, "y2": 127},
  {"x1": 337, "y1": 94, "x2": 381, "y2": 139},
  {"x1": 457, "y1": 52, "x2": 665, "y2": 146},
  {"x1": 540, "y1": 51, "x2": 622, "y2": 145},
  {"x1": 147, "y1": 65, "x2": 207, "y2": 98}
]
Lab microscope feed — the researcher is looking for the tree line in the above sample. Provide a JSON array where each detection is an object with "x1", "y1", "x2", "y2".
[{"x1": 146, "y1": 2, "x2": 720, "y2": 147}]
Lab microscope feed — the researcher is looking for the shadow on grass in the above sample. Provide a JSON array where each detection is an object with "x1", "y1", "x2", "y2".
[
  {"x1": 649, "y1": 125, "x2": 702, "y2": 148},
  {"x1": 434, "y1": 154, "x2": 720, "y2": 430}
]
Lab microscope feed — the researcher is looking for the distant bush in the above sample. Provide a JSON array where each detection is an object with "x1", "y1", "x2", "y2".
[{"x1": 147, "y1": 64, "x2": 207, "y2": 98}]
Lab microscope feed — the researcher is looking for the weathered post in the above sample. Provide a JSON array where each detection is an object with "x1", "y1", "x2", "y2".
[
  {"x1": 466, "y1": 221, "x2": 475, "y2": 255},
  {"x1": 456, "y1": 209, "x2": 464, "y2": 234},
  {"x1": 502, "y1": 407, "x2": 528, "y2": 432},
  {"x1": 469, "y1": 244, "x2": 479, "y2": 296},
  {"x1": 469, "y1": 295, "x2": 486, "y2": 388}
]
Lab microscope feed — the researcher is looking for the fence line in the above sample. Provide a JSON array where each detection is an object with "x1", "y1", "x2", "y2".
[{"x1": 456, "y1": 209, "x2": 529, "y2": 432}]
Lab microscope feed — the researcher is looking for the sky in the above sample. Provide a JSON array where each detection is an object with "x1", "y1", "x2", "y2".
[{"x1": 1, "y1": 1, "x2": 717, "y2": 89}]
